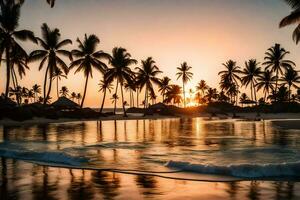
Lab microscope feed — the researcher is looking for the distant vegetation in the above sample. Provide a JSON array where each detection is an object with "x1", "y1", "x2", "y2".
[{"x1": 1, "y1": 0, "x2": 300, "y2": 120}]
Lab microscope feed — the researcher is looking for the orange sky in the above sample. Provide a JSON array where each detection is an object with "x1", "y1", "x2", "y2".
[{"x1": 0, "y1": 0, "x2": 299, "y2": 107}]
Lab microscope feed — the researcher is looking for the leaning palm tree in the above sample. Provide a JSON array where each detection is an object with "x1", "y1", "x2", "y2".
[
  {"x1": 69, "y1": 34, "x2": 110, "y2": 108},
  {"x1": 241, "y1": 59, "x2": 262, "y2": 102},
  {"x1": 279, "y1": 0, "x2": 300, "y2": 43},
  {"x1": 135, "y1": 57, "x2": 162, "y2": 112},
  {"x1": 0, "y1": 0, "x2": 36, "y2": 98},
  {"x1": 105, "y1": 47, "x2": 137, "y2": 116},
  {"x1": 32, "y1": 84, "x2": 41, "y2": 102},
  {"x1": 158, "y1": 76, "x2": 171, "y2": 102},
  {"x1": 59, "y1": 86, "x2": 69, "y2": 97},
  {"x1": 280, "y1": 68, "x2": 300, "y2": 102},
  {"x1": 196, "y1": 80, "x2": 208, "y2": 97},
  {"x1": 263, "y1": 43, "x2": 295, "y2": 97},
  {"x1": 176, "y1": 62, "x2": 193, "y2": 107},
  {"x1": 98, "y1": 77, "x2": 113, "y2": 113},
  {"x1": 10, "y1": 47, "x2": 29, "y2": 89},
  {"x1": 256, "y1": 70, "x2": 276, "y2": 102},
  {"x1": 29, "y1": 23, "x2": 72, "y2": 105}
]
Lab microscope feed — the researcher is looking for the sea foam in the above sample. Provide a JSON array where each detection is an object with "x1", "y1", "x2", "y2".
[{"x1": 166, "y1": 160, "x2": 300, "y2": 178}]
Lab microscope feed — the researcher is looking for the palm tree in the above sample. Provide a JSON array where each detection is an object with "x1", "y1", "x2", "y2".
[
  {"x1": 69, "y1": 34, "x2": 110, "y2": 108},
  {"x1": 205, "y1": 88, "x2": 218, "y2": 103},
  {"x1": 53, "y1": 68, "x2": 67, "y2": 98},
  {"x1": 76, "y1": 93, "x2": 82, "y2": 104},
  {"x1": 158, "y1": 76, "x2": 171, "y2": 102},
  {"x1": 218, "y1": 60, "x2": 241, "y2": 84},
  {"x1": 10, "y1": 47, "x2": 29, "y2": 89},
  {"x1": 241, "y1": 59, "x2": 262, "y2": 102},
  {"x1": 176, "y1": 62, "x2": 193, "y2": 107},
  {"x1": 256, "y1": 70, "x2": 276, "y2": 102},
  {"x1": 239, "y1": 93, "x2": 249, "y2": 107},
  {"x1": 27, "y1": 89, "x2": 34, "y2": 103},
  {"x1": 164, "y1": 85, "x2": 182, "y2": 106},
  {"x1": 59, "y1": 86, "x2": 69, "y2": 97},
  {"x1": 135, "y1": 57, "x2": 162, "y2": 113},
  {"x1": 124, "y1": 80, "x2": 136, "y2": 107},
  {"x1": 105, "y1": 47, "x2": 137, "y2": 116},
  {"x1": 70, "y1": 92, "x2": 77, "y2": 101},
  {"x1": 29, "y1": 23, "x2": 72, "y2": 105},
  {"x1": 196, "y1": 80, "x2": 208, "y2": 97},
  {"x1": 32, "y1": 84, "x2": 41, "y2": 102},
  {"x1": 110, "y1": 93, "x2": 119, "y2": 105},
  {"x1": 263, "y1": 43, "x2": 295, "y2": 97},
  {"x1": 280, "y1": 68, "x2": 300, "y2": 102},
  {"x1": 0, "y1": 0, "x2": 36, "y2": 98},
  {"x1": 279, "y1": 0, "x2": 300, "y2": 43},
  {"x1": 218, "y1": 60, "x2": 241, "y2": 105},
  {"x1": 99, "y1": 77, "x2": 113, "y2": 113}
]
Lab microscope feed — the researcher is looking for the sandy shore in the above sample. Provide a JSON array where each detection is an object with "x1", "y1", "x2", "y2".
[{"x1": 1, "y1": 112, "x2": 300, "y2": 126}]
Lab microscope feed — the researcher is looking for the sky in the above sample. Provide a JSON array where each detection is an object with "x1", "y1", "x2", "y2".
[{"x1": 0, "y1": 0, "x2": 299, "y2": 107}]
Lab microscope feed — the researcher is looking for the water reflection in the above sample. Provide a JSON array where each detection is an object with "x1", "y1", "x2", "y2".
[{"x1": 0, "y1": 118, "x2": 300, "y2": 199}]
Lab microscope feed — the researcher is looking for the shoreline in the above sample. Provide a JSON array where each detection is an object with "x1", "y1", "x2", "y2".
[{"x1": 0, "y1": 112, "x2": 300, "y2": 126}]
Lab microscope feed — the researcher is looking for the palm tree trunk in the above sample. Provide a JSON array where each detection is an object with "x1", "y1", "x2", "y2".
[
  {"x1": 288, "y1": 84, "x2": 291, "y2": 102},
  {"x1": 253, "y1": 82, "x2": 257, "y2": 105},
  {"x1": 275, "y1": 69, "x2": 279, "y2": 101},
  {"x1": 11, "y1": 68, "x2": 21, "y2": 105},
  {"x1": 120, "y1": 83, "x2": 127, "y2": 117},
  {"x1": 5, "y1": 48, "x2": 10, "y2": 99},
  {"x1": 45, "y1": 73, "x2": 53, "y2": 105},
  {"x1": 136, "y1": 89, "x2": 139, "y2": 108},
  {"x1": 56, "y1": 77, "x2": 59, "y2": 99},
  {"x1": 43, "y1": 67, "x2": 49, "y2": 105},
  {"x1": 100, "y1": 89, "x2": 106, "y2": 113},
  {"x1": 144, "y1": 86, "x2": 148, "y2": 115},
  {"x1": 264, "y1": 92, "x2": 267, "y2": 102},
  {"x1": 183, "y1": 81, "x2": 186, "y2": 108},
  {"x1": 113, "y1": 79, "x2": 119, "y2": 115},
  {"x1": 250, "y1": 83, "x2": 253, "y2": 102},
  {"x1": 80, "y1": 75, "x2": 89, "y2": 108}
]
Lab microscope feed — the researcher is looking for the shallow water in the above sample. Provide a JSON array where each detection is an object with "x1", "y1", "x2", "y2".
[{"x1": 1, "y1": 118, "x2": 300, "y2": 199}]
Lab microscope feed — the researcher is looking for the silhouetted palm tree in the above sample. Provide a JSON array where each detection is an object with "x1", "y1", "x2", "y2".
[
  {"x1": 0, "y1": 0, "x2": 36, "y2": 98},
  {"x1": 205, "y1": 88, "x2": 218, "y2": 103},
  {"x1": 218, "y1": 60, "x2": 241, "y2": 84},
  {"x1": 196, "y1": 80, "x2": 208, "y2": 97},
  {"x1": 70, "y1": 34, "x2": 110, "y2": 108},
  {"x1": 135, "y1": 57, "x2": 162, "y2": 112},
  {"x1": 99, "y1": 76, "x2": 113, "y2": 113},
  {"x1": 279, "y1": 0, "x2": 300, "y2": 43},
  {"x1": 124, "y1": 80, "x2": 136, "y2": 107},
  {"x1": 158, "y1": 76, "x2": 171, "y2": 102},
  {"x1": 256, "y1": 70, "x2": 276, "y2": 102},
  {"x1": 32, "y1": 84, "x2": 41, "y2": 102},
  {"x1": 76, "y1": 93, "x2": 82, "y2": 104},
  {"x1": 29, "y1": 23, "x2": 71, "y2": 104},
  {"x1": 263, "y1": 43, "x2": 295, "y2": 97},
  {"x1": 241, "y1": 59, "x2": 262, "y2": 102},
  {"x1": 70, "y1": 92, "x2": 76, "y2": 101},
  {"x1": 239, "y1": 93, "x2": 249, "y2": 107},
  {"x1": 280, "y1": 68, "x2": 300, "y2": 102},
  {"x1": 226, "y1": 83, "x2": 239, "y2": 104},
  {"x1": 10, "y1": 47, "x2": 29, "y2": 89},
  {"x1": 105, "y1": 47, "x2": 137, "y2": 116},
  {"x1": 53, "y1": 68, "x2": 67, "y2": 98},
  {"x1": 165, "y1": 84, "x2": 182, "y2": 106},
  {"x1": 59, "y1": 86, "x2": 69, "y2": 97},
  {"x1": 176, "y1": 62, "x2": 193, "y2": 107},
  {"x1": 218, "y1": 60, "x2": 241, "y2": 105}
]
